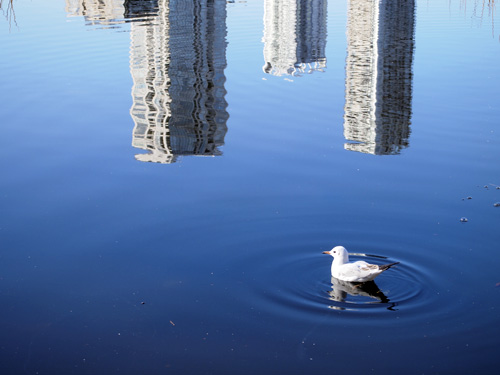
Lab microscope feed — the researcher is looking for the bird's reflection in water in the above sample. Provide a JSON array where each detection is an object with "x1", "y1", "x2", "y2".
[{"x1": 327, "y1": 277, "x2": 397, "y2": 311}]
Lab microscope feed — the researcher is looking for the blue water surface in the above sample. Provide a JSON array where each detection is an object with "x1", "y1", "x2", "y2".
[{"x1": 1, "y1": 0, "x2": 500, "y2": 374}]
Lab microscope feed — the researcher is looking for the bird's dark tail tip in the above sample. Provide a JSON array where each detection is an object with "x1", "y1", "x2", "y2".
[{"x1": 379, "y1": 262, "x2": 400, "y2": 271}]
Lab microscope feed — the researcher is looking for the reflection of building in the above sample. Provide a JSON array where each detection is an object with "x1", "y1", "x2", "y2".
[
  {"x1": 344, "y1": 0, "x2": 415, "y2": 155},
  {"x1": 66, "y1": 0, "x2": 228, "y2": 163},
  {"x1": 130, "y1": 0, "x2": 229, "y2": 163},
  {"x1": 124, "y1": 0, "x2": 159, "y2": 19},
  {"x1": 65, "y1": 0, "x2": 159, "y2": 26},
  {"x1": 262, "y1": 0, "x2": 327, "y2": 76}
]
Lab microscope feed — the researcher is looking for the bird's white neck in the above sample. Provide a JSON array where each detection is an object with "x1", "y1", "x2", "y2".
[
  {"x1": 330, "y1": 253, "x2": 348, "y2": 277},
  {"x1": 333, "y1": 252, "x2": 348, "y2": 266}
]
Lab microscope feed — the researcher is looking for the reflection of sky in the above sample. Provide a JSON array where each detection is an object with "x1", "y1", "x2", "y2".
[
  {"x1": 343, "y1": 0, "x2": 415, "y2": 155},
  {"x1": 1, "y1": 2, "x2": 500, "y2": 375}
]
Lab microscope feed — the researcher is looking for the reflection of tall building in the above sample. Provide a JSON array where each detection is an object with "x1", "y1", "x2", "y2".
[
  {"x1": 124, "y1": 0, "x2": 159, "y2": 19},
  {"x1": 65, "y1": 0, "x2": 126, "y2": 25},
  {"x1": 65, "y1": 0, "x2": 159, "y2": 26},
  {"x1": 344, "y1": 0, "x2": 415, "y2": 155},
  {"x1": 130, "y1": 0, "x2": 229, "y2": 163},
  {"x1": 262, "y1": 0, "x2": 327, "y2": 76}
]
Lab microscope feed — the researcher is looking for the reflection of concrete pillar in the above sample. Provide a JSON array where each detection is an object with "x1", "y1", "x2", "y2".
[
  {"x1": 344, "y1": 0, "x2": 415, "y2": 155},
  {"x1": 262, "y1": 0, "x2": 327, "y2": 76},
  {"x1": 130, "y1": 0, "x2": 229, "y2": 163}
]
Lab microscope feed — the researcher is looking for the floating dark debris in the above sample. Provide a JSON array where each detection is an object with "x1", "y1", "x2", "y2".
[{"x1": 460, "y1": 217, "x2": 468, "y2": 222}]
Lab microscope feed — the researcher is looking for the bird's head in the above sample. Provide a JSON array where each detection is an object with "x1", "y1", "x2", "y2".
[{"x1": 322, "y1": 246, "x2": 348, "y2": 260}]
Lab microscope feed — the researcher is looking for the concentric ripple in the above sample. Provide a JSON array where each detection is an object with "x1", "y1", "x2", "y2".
[{"x1": 234, "y1": 243, "x2": 458, "y2": 327}]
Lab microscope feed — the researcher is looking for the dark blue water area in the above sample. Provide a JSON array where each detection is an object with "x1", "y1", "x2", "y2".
[{"x1": 1, "y1": 0, "x2": 500, "y2": 374}]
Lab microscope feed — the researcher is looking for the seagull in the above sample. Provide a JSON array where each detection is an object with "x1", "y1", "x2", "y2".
[{"x1": 323, "y1": 246, "x2": 399, "y2": 283}]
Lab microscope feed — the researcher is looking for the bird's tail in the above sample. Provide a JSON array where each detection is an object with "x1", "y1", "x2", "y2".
[{"x1": 379, "y1": 262, "x2": 400, "y2": 271}]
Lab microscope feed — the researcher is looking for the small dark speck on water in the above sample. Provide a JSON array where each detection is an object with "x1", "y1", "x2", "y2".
[
  {"x1": 467, "y1": 196, "x2": 472, "y2": 200},
  {"x1": 460, "y1": 217, "x2": 468, "y2": 222},
  {"x1": 141, "y1": 302, "x2": 145, "y2": 305}
]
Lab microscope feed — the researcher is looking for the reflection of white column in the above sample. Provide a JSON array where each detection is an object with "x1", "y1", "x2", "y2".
[
  {"x1": 262, "y1": 0, "x2": 327, "y2": 76},
  {"x1": 344, "y1": 0, "x2": 414, "y2": 155},
  {"x1": 129, "y1": 3, "x2": 172, "y2": 163},
  {"x1": 130, "y1": 0, "x2": 228, "y2": 163}
]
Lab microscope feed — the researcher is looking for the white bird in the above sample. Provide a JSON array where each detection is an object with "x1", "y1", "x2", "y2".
[{"x1": 323, "y1": 246, "x2": 399, "y2": 283}]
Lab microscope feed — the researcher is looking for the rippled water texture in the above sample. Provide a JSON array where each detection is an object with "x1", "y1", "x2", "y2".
[{"x1": 1, "y1": 0, "x2": 500, "y2": 374}]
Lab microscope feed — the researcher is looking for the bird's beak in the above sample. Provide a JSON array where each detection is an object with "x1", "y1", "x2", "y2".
[{"x1": 322, "y1": 251, "x2": 330, "y2": 254}]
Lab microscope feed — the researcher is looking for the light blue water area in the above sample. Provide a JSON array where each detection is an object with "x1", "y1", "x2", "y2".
[{"x1": 1, "y1": 0, "x2": 500, "y2": 374}]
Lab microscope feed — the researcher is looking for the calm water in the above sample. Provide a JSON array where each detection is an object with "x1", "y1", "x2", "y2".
[{"x1": 1, "y1": 0, "x2": 500, "y2": 374}]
